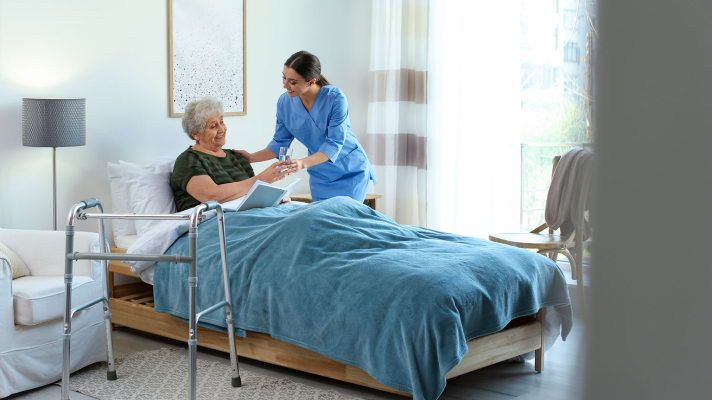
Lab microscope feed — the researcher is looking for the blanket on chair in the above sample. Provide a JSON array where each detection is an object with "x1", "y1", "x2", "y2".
[
  {"x1": 153, "y1": 197, "x2": 573, "y2": 400},
  {"x1": 545, "y1": 148, "x2": 594, "y2": 239}
]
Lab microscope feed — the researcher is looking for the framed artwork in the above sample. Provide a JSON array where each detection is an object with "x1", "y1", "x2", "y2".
[{"x1": 168, "y1": 0, "x2": 246, "y2": 117}]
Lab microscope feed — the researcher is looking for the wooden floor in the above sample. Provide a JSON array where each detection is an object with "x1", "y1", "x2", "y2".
[{"x1": 8, "y1": 288, "x2": 585, "y2": 400}]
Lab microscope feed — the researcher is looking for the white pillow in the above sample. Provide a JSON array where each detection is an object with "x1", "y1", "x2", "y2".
[
  {"x1": 107, "y1": 162, "x2": 137, "y2": 239},
  {"x1": 0, "y1": 239, "x2": 31, "y2": 279},
  {"x1": 120, "y1": 158, "x2": 176, "y2": 236}
]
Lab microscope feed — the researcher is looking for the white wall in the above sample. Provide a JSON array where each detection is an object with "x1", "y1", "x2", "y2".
[{"x1": 0, "y1": 0, "x2": 371, "y2": 240}]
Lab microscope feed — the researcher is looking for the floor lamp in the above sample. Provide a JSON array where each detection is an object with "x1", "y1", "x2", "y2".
[{"x1": 22, "y1": 98, "x2": 86, "y2": 230}]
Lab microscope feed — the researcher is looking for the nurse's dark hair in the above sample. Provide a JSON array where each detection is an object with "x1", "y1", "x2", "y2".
[{"x1": 285, "y1": 51, "x2": 331, "y2": 86}]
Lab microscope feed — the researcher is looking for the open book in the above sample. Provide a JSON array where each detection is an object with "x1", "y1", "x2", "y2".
[{"x1": 222, "y1": 178, "x2": 301, "y2": 212}]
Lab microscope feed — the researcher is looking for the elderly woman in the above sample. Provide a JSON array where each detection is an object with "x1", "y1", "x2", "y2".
[{"x1": 171, "y1": 97, "x2": 289, "y2": 212}]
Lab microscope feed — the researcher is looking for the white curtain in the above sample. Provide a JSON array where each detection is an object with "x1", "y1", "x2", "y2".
[
  {"x1": 365, "y1": 0, "x2": 428, "y2": 226},
  {"x1": 426, "y1": 1, "x2": 522, "y2": 238}
]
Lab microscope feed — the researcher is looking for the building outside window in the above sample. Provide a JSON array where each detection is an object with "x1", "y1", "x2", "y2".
[
  {"x1": 563, "y1": 9, "x2": 579, "y2": 32},
  {"x1": 554, "y1": 28, "x2": 559, "y2": 49},
  {"x1": 564, "y1": 42, "x2": 580, "y2": 63}
]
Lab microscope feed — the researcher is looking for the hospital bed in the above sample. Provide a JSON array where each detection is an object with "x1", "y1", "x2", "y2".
[{"x1": 95, "y1": 202, "x2": 567, "y2": 400}]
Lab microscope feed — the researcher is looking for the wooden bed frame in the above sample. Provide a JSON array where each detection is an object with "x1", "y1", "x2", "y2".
[{"x1": 107, "y1": 247, "x2": 546, "y2": 397}]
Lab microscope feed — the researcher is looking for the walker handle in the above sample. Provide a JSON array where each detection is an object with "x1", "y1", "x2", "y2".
[
  {"x1": 81, "y1": 198, "x2": 101, "y2": 209},
  {"x1": 202, "y1": 201, "x2": 220, "y2": 211}
]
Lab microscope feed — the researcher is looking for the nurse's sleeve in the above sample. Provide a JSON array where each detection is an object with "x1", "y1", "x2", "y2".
[
  {"x1": 266, "y1": 112, "x2": 294, "y2": 159},
  {"x1": 317, "y1": 94, "x2": 348, "y2": 162}
]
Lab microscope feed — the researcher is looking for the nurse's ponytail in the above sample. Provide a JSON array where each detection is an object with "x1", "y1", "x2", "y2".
[
  {"x1": 316, "y1": 74, "x2": 331, "y2": 86},
  {"x1": 285, "y1": 51, "x2": 331, "y2": 86}
]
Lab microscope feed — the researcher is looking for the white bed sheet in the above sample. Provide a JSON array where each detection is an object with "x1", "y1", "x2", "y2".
[
  {"x1": 140, "y1": 265, "x2": 156, "y2": 285},
  {"x1": 117, "y1": 201, "x2": 308, "y2": 284},
  {"x1": 115, "y1": 235, "x2": 155, "y2": 285},
  {"x1": 114, "y1": 234, "x2": 139, "y2": 250}
]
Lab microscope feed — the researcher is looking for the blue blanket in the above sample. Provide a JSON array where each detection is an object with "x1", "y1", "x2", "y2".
[{"x1": 153, "y1": 197, "x2": 572, "y2": 400}]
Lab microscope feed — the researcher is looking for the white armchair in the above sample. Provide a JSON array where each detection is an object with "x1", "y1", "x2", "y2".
[{"x1": 0, "y1": 229, "x2": 107, "y2": 398}]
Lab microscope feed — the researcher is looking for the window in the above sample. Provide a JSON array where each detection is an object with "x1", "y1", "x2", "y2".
[
  {"x1": 523, "y1": 24, "x2": 559, "y2": 50},
  {"x1": 520, "y1": 0, "x2": 595, "y2": 233},
  {"x1": 545, "y1": 66, "x2": 559, "y2": 89},
  {"x1": 554, "y1": 28, "x2": 558, "y2": 50},
  {"x1": 563, "y1": 9, "x2": 578, "y2": 32},
  {"x1": 521, "y1": 64, "x2": 537, "y2": 88},
  {"x1": 521, "y1": 22, "x2": 529, "y2": 49},
  {"x1": 564, "y1": 76, "x2": 576, "y2": 94},
  {"x1": 564, "y1": 42, "x2": 580, "y2": 63}
]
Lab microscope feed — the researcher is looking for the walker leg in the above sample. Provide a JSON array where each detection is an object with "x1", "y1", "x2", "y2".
[
  {"x1": 97, "y1": 217, "x2": 117, "y2": 380},
  {"x1": 217, "y1": 212, "x2": 241, "y2": 387},
  {"x1": 226, "y1": 320, "x2": 241, "y2": 387},
  {"x1": 61, "y1": 226, "x2": 75, "y2": 400},
  {"x1": 188, "y1": 227, "x2": 198, "y2": 400},
  {"x1": 103, "y1": 301, "x2": 117, "y2": 380}
]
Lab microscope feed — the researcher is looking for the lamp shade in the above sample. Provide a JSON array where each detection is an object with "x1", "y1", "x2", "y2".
[{"x1": 22, "y1": 98, "x2": 86, "y2": 147}]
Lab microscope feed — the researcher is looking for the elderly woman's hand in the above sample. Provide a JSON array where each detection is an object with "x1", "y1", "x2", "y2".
[{"x1": 256, "y1": 161, "x2": 289, "y2": 184}]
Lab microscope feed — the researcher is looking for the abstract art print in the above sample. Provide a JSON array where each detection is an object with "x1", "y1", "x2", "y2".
[{"x1": 169, "y1": 0, "x2": 246, "y2": 116}]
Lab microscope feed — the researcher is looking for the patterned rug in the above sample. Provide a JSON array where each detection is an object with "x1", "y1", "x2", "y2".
[{"x1": 58, "y1": 348, "x2": 361, "y2": 399}]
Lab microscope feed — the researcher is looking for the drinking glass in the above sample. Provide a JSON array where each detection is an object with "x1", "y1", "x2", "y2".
[
  {"x1": 279, "y1": 147, "x2": 293, "y2": 174},
  {"x1": 279, "y1": 147, "x2": 293, "y2": 162}
]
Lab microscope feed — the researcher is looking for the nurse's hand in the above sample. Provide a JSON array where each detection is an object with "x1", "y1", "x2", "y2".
[
  {"x1": 256, "y1": 161, "x2": 289, "y2": 184},
  {"x1": 283, "y1": 159, "x2": 305, "y2": 175},
  {"x1": 233, "y1": 149, "x2": 254, "y2": 163}
]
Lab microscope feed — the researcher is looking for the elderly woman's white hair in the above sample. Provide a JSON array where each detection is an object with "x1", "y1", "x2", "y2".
[{"x1": 181, "y1": 97, "x2": 225, "y2": 140}]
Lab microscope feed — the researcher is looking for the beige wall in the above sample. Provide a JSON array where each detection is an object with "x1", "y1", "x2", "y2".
[{"x1": 0, "y1": 0, "x2": 371, "y2": 238}]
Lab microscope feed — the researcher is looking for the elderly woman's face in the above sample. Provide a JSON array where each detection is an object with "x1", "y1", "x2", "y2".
[{"x1": 192, "y1": 112, "x2": 226, "y2": 151}]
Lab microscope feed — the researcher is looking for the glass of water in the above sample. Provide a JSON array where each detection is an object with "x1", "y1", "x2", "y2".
[
  {"x1": 279, "y1": 147, "x2": 293, "y2": 174},
  {"x1": 279, "y1": 147, "x2": 293, "y2": 162}
]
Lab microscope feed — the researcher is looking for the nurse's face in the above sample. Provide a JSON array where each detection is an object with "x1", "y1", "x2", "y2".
[{"x1": 283, "y1": 66, "x2": 315, "y2": 98}]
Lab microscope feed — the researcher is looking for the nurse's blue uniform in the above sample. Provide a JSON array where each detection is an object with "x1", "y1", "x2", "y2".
[{"x1": 266, "y1": 85, "x2": 377, "y2": 202}]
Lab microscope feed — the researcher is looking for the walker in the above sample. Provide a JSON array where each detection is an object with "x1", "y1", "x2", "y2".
[{"x1": 60, "y1": 198, "x2": 240, "y2": 400}]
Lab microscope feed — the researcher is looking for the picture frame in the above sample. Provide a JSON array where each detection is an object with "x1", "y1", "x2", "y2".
[{"x1": 168, "y1": 0, "x2": 246, "y2": 117}]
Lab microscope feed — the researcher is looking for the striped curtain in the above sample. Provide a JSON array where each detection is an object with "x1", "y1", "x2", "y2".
[{"x1": 365, "y1": 0, "x2": 428, "y2": 226}]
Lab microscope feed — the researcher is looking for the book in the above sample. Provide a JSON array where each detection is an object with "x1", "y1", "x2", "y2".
[{"x1": 222, "y1": 178, "x2": 301, "y2": 212}]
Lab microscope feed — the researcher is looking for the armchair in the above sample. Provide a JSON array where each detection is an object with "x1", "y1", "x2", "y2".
[{"x1": 0, "y1": 229, "x2": 107, "y2": 398}]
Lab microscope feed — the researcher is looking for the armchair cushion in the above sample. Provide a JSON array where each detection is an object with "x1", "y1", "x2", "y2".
[
  {"x1": 0, "y1": 240, "x2": 30, "y2": 279},
  {"x1": 0, "y1": 229, "x2": 99, "y2": 277},
  {"x1": 12, "y1": 276, "x2": 96, "y2": 326}
]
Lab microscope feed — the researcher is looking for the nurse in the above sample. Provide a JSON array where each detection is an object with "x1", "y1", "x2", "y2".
[{"x1": 235, "y1": 51, "x2": 377, "y2": 202}]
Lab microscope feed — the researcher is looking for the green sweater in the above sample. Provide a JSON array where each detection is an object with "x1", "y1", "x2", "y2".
[{"x1": 171, "y1": 147, "x2": 255, "y2": 212}]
